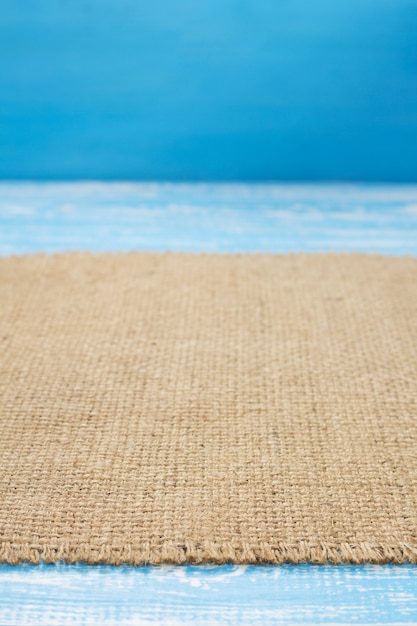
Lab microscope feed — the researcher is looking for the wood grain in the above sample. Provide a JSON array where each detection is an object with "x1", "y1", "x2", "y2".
[{"x1": 1, "y1": 563, "x2": 417, "y2": 625}]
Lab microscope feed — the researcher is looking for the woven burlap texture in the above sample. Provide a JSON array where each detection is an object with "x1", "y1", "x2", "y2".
[{"x1": 1, "y1": 252, "x2": 417, "y2": 565}]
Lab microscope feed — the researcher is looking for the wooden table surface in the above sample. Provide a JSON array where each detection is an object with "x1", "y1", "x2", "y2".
[{"x1": 1, "y1": 182, "x2": 417, "y2": 625}]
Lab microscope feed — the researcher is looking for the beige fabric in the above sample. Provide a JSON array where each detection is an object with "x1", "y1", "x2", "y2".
[{"x1": 1, "y1": 252, "x2": 417, "y2": 565}]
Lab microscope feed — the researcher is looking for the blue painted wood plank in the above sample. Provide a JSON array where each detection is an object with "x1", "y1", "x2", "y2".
[
  {"x1": 1, "y1": 183, "x2": 417, "y2": 256},
  {"x1": 1, "y1": 564, "x2": 417, "y2": 625},
  {"x1": 0, "y1": 183, "x2": 416, "y2": 624}
]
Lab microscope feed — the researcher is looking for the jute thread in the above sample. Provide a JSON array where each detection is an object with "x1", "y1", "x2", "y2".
[{"x1": 1, "y1": 252, "x2": 416, "y2": 564}]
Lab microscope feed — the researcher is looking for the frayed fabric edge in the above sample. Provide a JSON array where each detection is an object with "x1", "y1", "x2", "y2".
[{"x1": 1, "y1": 541, "x2": 417, "y2": 566}]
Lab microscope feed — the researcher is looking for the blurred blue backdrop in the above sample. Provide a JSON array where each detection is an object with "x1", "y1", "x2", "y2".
[{"x1": 0, "y1": 0, "x2": 416, "y2": 181}]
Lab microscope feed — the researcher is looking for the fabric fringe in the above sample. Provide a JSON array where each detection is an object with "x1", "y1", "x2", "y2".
[{"x1": 2, "y1": 541, "x2": 417, "y2": 566}]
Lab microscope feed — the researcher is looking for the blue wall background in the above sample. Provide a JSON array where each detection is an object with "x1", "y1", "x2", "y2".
[{"x1": 0, "y1": 0, "x2": 416, "y2": 181}]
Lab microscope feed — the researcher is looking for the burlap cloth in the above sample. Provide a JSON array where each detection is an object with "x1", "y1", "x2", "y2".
[{"x1": 1, "y1": 252, "x2": 416, "y2": 565}]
